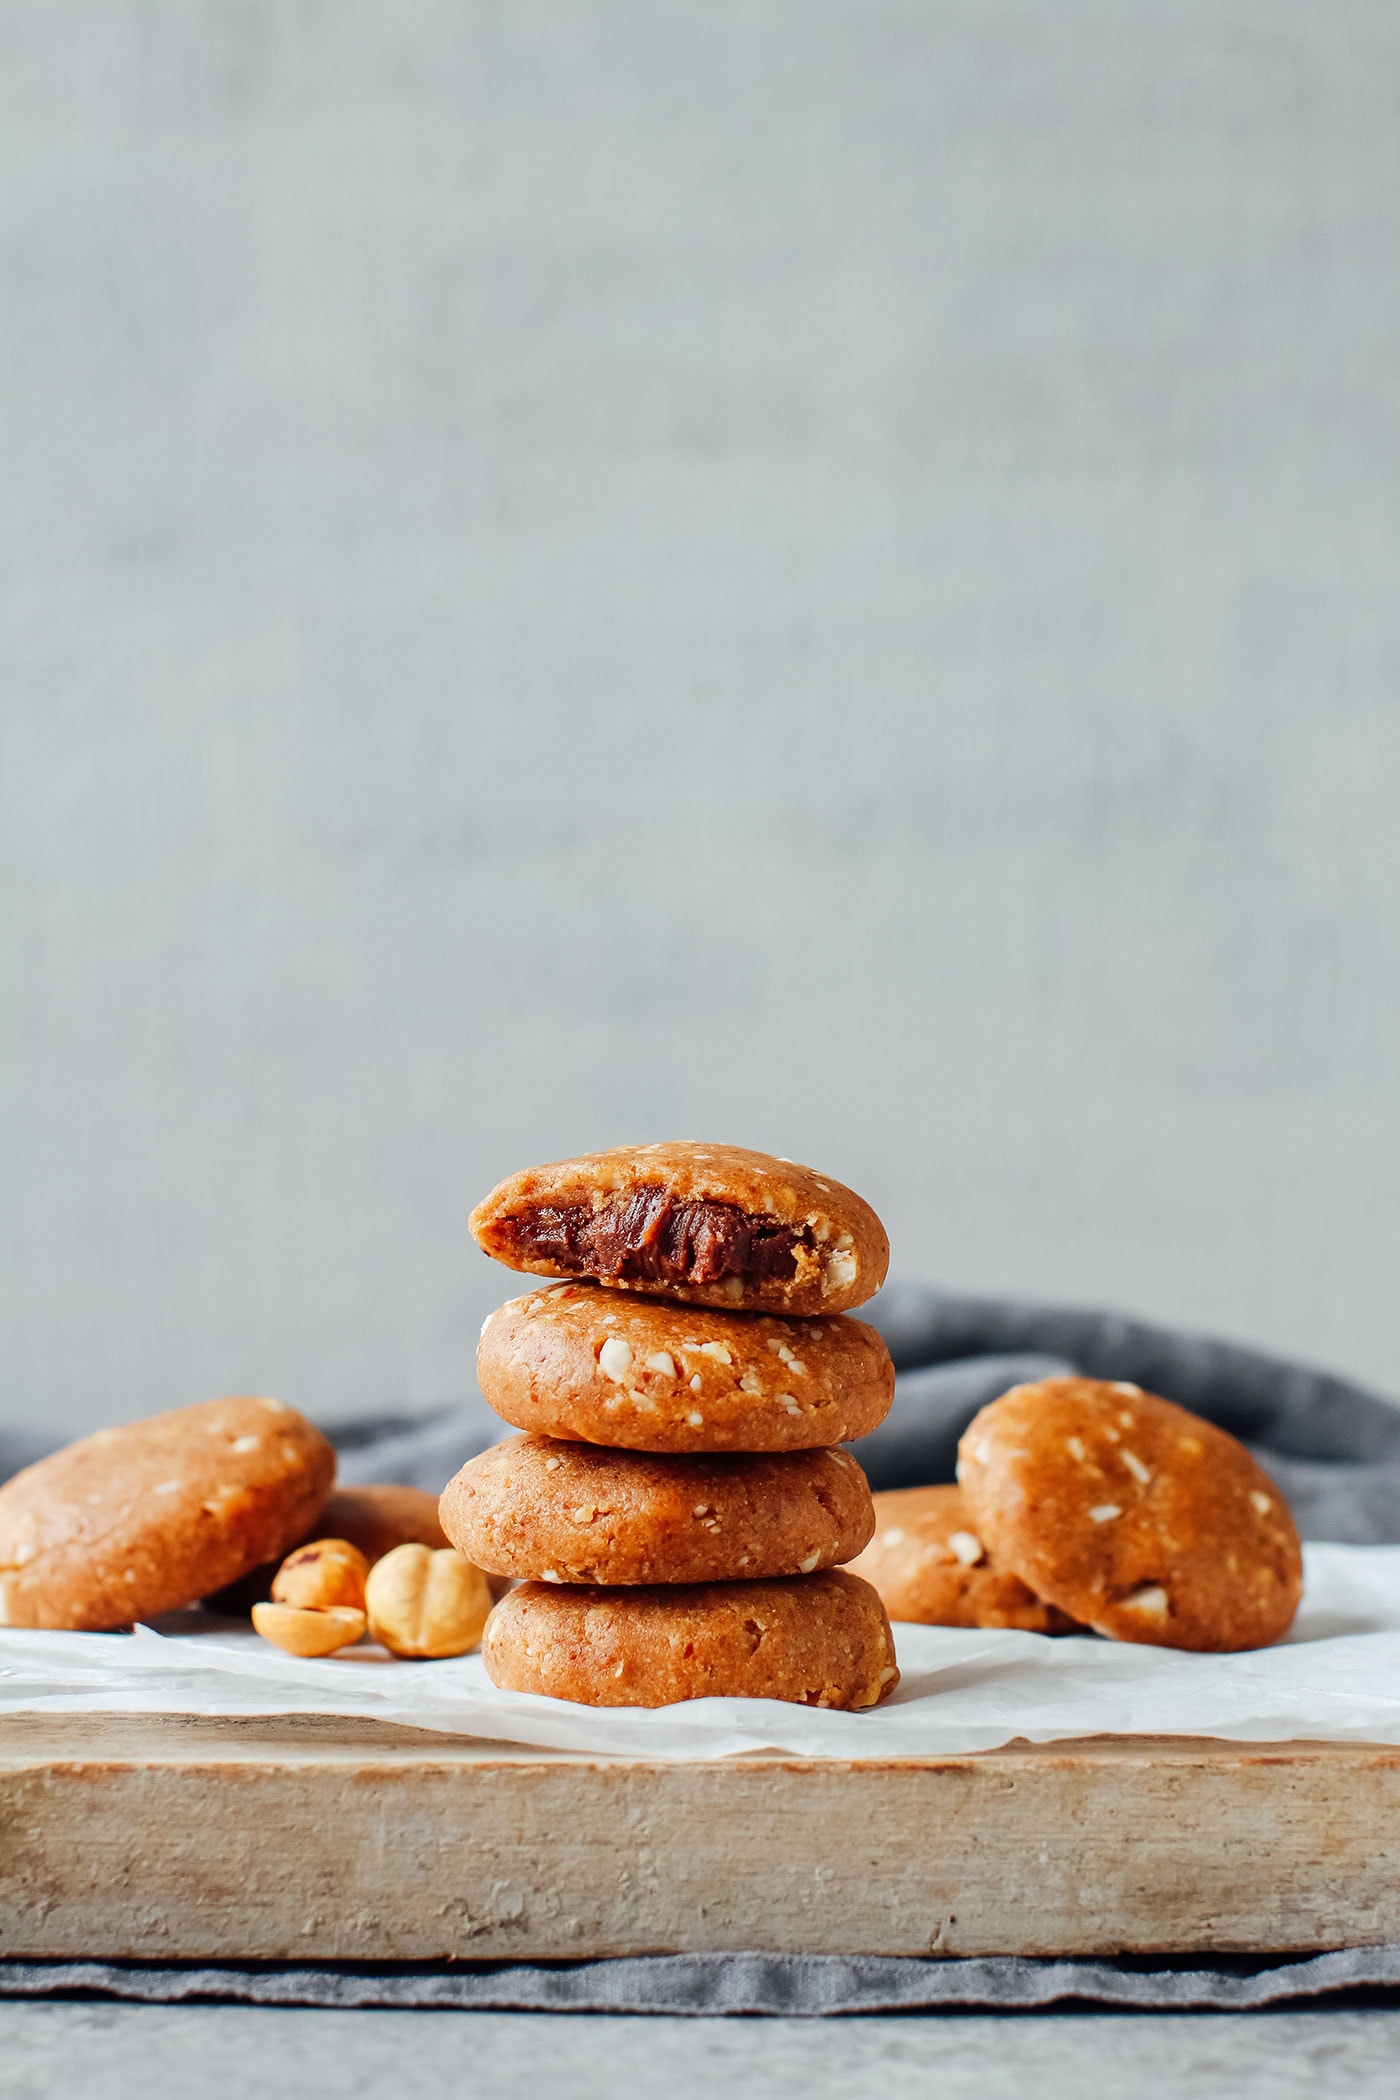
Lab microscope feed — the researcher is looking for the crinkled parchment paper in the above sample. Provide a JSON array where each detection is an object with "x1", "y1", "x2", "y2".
[{"x1": 3, "y1": 1543, "x2": 1400, "y2": 1760}]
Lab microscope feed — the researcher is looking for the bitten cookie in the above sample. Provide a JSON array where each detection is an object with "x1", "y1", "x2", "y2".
[
  {"x1": 847, "y1": 1484, "x2": 1079, "y2": 1632},
  {"x1": 957, "y1": 1378, "x2": 1303, "y2": 1652},
  {"x1": 470, "y1": 1142, "x2": 888, "y2": 1315},
  {"x1": 441, "y1": 1435, "x2": 874, "y2": 1585},
  {"x1": 0, "y1": 1397, "x2": 335, "y2": 1631},
  {"x1": 477, "y1": 1283, "x2": 894, "y2": 1453},
  {"x1": 483, "y1": 1569, "x2": 899, "y2": 1709}
]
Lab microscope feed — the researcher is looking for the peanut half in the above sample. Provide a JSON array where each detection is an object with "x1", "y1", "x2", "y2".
[
  {"x1": 365, "y1": 1543, "x2": 492, "y2": 1659},
  {"x1": 251, "y1": 1602, "x2": 367, "y2": 1657}
]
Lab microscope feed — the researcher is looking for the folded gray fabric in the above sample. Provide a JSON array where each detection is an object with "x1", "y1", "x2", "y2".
[
  {"x1": 2, "y1": 1945, "x2": 1399, "y2": 2014},
  {"x1": 853, "y1": 1283, "x2": 1400, "y2": 1540},
  {"x1": 3, "y1": 1282, "x2": 1398, "y2": 1541},
  {"x1": 308, "y1": 1281, "x2": 1400, "y2": 1541}
]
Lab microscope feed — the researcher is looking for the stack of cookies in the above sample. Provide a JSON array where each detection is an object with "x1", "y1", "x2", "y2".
[{"x1": 441, "y1": 1143, "x2": 903, "y2": 1709}]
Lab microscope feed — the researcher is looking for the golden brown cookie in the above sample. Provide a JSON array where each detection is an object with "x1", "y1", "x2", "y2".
[
  {"x1": 203, "y1": 1481, "x2": 456, "y2": 1616},
  {"x1": 314, "y1": 1484, "x2": 449, "y2": 1563},
  {"x1": 441, "y1": 1434, "x2": 874, "y2": 1585},
  {"x1": 470, "y1": 1142, "x2": 889, "y2": 1315},
  {"x1": 957, "y1": 1377, "x2": 1303, "y2": 1652},
  {"x1": 0, "y1": 1397, "x2": 335, "y2": 1632},
  {"x1": 477, "y1": 1283, "x2": 893, "y2": 1453},
  {"x1": 483, "y1": 1568, "x2": 899, "y2": 1708},
  {"x1": 846, "y1": 1484, "x2": 1079, "y2": 1631}
]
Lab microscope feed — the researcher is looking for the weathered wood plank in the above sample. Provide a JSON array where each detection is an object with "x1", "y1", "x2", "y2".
[{"x1": 2, "y1": 1715, "x2": 1398, "y2": 1960}]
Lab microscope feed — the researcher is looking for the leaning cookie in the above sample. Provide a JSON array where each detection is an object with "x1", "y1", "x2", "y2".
[
  {"x1": 957, "y1": 1378, "x2": 1303, "y2": 1652},
  {"x1": 477, "y1": 1283, "x2": 893, "y2": 1453},
  {"x1": 470, "y1": 1142, "x2": 889, "y2": 1315},
  {"x1": 0, "y1": 1397, "x2": 335, "y2": 1631},
  {"x1": 846, "y1": 1484, "x2": 1079, "y2": 1632},
  {"x1": 441, "y1": 1435, "x2": 874, "y2": 1585},
  {"x1": 483, "y1": 1569, "x2": 899, "y2": 1709}
]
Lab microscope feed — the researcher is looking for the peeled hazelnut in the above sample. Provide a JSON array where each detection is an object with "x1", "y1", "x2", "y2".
[
  {"x1": 365, "y1": 1543, "x2": 492, "y2": 1659},
  {"x1": 252, "y1": 1602, "x2": 367, "y2": 1657},
  {"x1": 271, "y1": 1538, "x2": 369, "y2": 1613}
]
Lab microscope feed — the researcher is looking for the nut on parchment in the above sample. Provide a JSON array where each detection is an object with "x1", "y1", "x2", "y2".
[
  {"x1": 251, "y1": 1601, "x2": 367, "y2": 1656},
  {"x1": 271, "y1": 1537, "x2": 369, "y2": 1613},
  {"x1": 364, "y1": 1543, "x2": 492, "y2": 1659}
]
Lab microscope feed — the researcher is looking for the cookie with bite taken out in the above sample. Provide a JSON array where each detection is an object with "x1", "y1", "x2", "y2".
[{"x1": 470, "y1": 1142, "x2": 889, "y2": 1316}]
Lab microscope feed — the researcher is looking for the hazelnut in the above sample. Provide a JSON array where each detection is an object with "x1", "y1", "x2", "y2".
[
  {"x1": 252, "y1": 1602, "x2": 367, "y2": 1657},
  {"x1": 364, "y1": 1543, "x2": 492, "y2": 1659},
  {"x1": 271, "y1": 1538, "x2": 369, "y2": 1613}
]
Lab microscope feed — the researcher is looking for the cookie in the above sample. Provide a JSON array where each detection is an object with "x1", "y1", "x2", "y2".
[
  {"x1": 957, "y1": 1378, "x2": 1303, "y2": 1652},
  {"x1": 0, "y1": 1397, "x2": 335, "y2": 1632},
  {"x1": 441, "y1": 1434, "x2": 874, "y2": 1585},
  {"x1": 203, "y1": 1481, "x2": 460, "y2": 1616},
  {"x1": 477, "y1": 1283, "x2": 894, "y2": 1453},
  {"x1": 482, "y1": 1568, "x2": 899, "y2": 1708},
  {"x1": 312, "y1": 1484, "x2": 448, "y2": 1564},
  {"x1": 470, "y1": 1142, "x2": 888, "y2": 1315},
  {"x1": 846, "y1": 1484, "x2": 1078, "y2": 1632}
]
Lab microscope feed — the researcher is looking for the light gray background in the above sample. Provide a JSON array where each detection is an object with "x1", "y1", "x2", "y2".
[{"x1": 3, "y1": 0, "x2": 1399, "y2": 1439}]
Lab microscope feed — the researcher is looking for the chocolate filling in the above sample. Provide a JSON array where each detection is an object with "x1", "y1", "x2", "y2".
[{"x1": 503, "y1": 1188, "x2": 810, "y2": 1291}]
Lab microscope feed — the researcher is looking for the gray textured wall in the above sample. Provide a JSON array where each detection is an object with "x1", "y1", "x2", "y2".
[{"x1": 3, "y1": 1, "x2": 1399, "y2": 1437}]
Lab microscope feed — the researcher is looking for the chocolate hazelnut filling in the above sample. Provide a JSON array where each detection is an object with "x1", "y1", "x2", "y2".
[{"x1": 502, "y1": 1187, "x2": 810, "y2": 1291}]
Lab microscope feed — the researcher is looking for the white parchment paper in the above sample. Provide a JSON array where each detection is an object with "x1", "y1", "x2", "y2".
[{"x1": 3, "y1": 1543, "x2": 1400, "y2": 1760}]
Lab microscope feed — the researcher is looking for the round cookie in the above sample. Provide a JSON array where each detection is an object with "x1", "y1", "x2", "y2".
[
  {"x1": 482, "y1": 1569, "x2": 900, "y2": 1709},
  {"x1": 847, "y1": 1484, "x2": 1079, "y2": 1632},
  {"x1": 957, "y1": 1378, "x2": 1302, "y2": 1652},
  {"x1": 470, "y1": 1142, "x2": 889, "y2": 1315},
  {"x1": 0, "y1": 1397, "x2": 336, "y2": 1631},
  {"x1": 203, "y1": 1481, "x2": 462, "y2": 1616},
  {"x1": 441, "y1": 1434, "x2": 874, "y2": 1585},
  {"x1": 316, "y1": 1484, "x2": 449, "y2": 1563},
  {"x1": 477, "y1": 1282, "x2": 894, "y2": 1453}
]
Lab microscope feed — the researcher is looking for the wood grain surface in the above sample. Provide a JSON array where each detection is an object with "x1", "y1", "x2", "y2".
[{"x1": 2, "y1": 1714, "x2": 1397, "y2": 1961}]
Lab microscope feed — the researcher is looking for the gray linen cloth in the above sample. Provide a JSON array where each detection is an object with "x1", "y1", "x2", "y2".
[
  {"x1": 319, "y1": 1279, "x2": 1400, "y2": 1544},
  {"x1": 4, "y1": 1282, "x2": 1400, "y2": 2013},
  {"x1": 4, "y1": 1945, "x2": 1400, "y2": 2013}
]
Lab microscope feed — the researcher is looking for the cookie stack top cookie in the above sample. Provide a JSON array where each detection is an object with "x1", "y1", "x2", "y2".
[
  {"x1": 443, "y1": 1141, "x2": 900, "y2": 1710},
  {"x1": 468, "y1": 1142, "x2": 890, "y2": 1316}
]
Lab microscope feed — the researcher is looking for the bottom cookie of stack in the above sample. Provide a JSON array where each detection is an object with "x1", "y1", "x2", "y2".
[{"x1": 481, "y1": 1569, "x2": 898, "y2": 1709}]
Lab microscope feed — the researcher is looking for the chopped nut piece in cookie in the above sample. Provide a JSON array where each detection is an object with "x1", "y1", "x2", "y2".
[
  {"x1": 598, "y1": 1337, "x2": 634, "y2": 1382},
  {"x1": 947, "y1": 1531, "x2": 984, "y2": 1568}
]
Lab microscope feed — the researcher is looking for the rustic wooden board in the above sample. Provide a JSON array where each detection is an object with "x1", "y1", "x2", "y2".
[{"x1": 2, "y1": 1713, "x2": 1398, "y2": 1962}]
